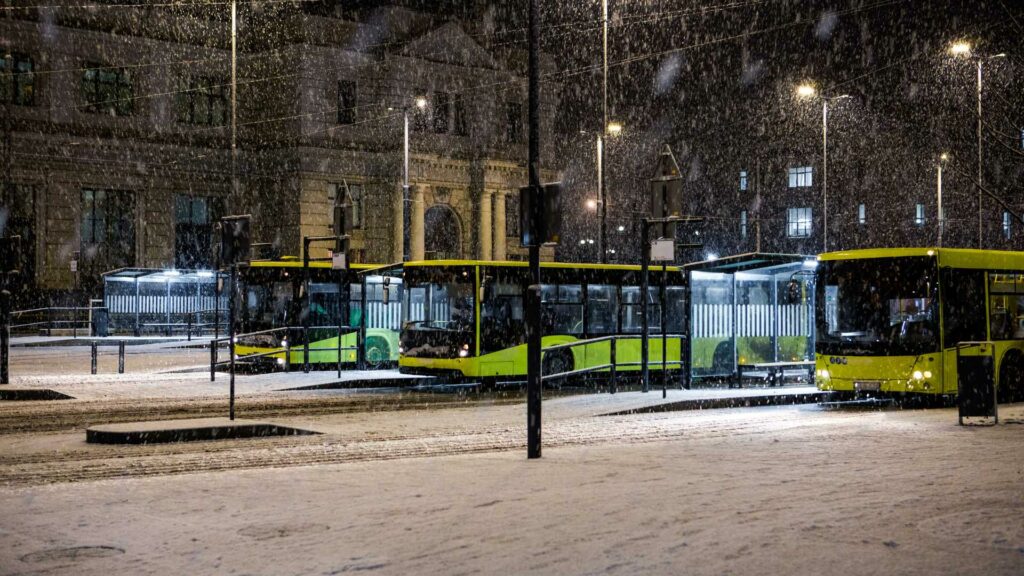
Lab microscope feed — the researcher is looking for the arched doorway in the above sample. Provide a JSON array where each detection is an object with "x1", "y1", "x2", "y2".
[{"x1": 424, "y1": 204, "x2": 462, "y2": 260}]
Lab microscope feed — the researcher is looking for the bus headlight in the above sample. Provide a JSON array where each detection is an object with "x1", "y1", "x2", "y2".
[
  {"x1": 276, "y1": 357, "x2": 285, "y2": 366},
  {"x1": 912, "y1": 370, "x2": 924, "y2": 380},
  {"x1": 458, "y1": 344, "x2": 470, "y2": 358},
  {"x1": 923, "y1": 370, "x2": 932, "y2": 379},
  {"x1": 816, "y1": 369, "x2": 830, "y2": 380},
  {"x1": 398, "y1": 345, "x2": 404, "y2": 354}
]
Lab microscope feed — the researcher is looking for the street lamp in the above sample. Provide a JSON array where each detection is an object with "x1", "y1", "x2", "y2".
[
  {"x1": 595, "y1": 120, "x2": 622, "y2": 263},
  {"x1": 585, "y1": 198, "x2": 598, "y2": 210},
  {"x1": 937, "y1": 153, "x2": 950, "y2": 247},
  {"x1": 391, "y1": 96, "x2": 428, "y2": 261},
  {"x1": 796, "y1": 84, "x2": 850, "y2": 253},
  {"x1": 948, "y1": 41, "x2": 1006, "y2": 247}
]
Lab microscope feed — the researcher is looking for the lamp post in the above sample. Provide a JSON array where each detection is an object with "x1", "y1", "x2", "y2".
[
  {"x1": 594, "y1": 121, "x2": 621, "y2": 263},
  {"x1": 397, "y1": 96, "x2": 427, "y2": 262},
  {"x1": 937, "y1": 153, "x2": 949, "y2": 247},
  {"x1": 796, "y1": 85, "x2": 850, "y2": 253},
  {"x1": 949, "y1": 42, "x2": 1005, "y2": 248}
]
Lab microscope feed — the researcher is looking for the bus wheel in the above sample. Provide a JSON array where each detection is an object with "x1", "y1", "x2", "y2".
[
  {"x1": 543, "y1": 351, "x2": 574, "y2": 388},
  {"x1": 365, "y1": 338, "x2": 390, "y2": 369},
  {"x1": 998, "y1": 352, "x2": 1024, "y2": 403}
]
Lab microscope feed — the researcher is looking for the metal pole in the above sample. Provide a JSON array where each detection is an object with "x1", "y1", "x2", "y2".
[
  {"x1": 337, "y1": 324, "x2": 343, "y2": 378},
  {"x1": 641, "y1": 220, "x2": 650, "y2": 393},
  {"x1": 937, "y1": 162, "x2": 944, "y2": 247},
  {"x1": 609, "y1": 337, "x2": 617, "y2": 394},
  {"x1": 822, "y1": 99, "x2": 828, "y2": 253},
  {"x1": 91, "y1": 340, "x2": 97, "y2": 375},
  {"x1": 0, "y1": 289, "x2": 9, "y2": 384},
  {"x1": 210, "y1": 337, "x2": 216, "y2": 381},
  {"x1": 976, "y1": 59, "x2": 983, "y2": 248},
  {"x1": 403, "y1": 109, "x2": 411, "y2": 262},
  {"x1": 231, "y1": 0, "x2": 238, "y2": 207},
  {"x1": 526, "y1": 0, "x2": 542, "y2": 459},
  {"x1": 228, "y1": 264, "x2": 236, "y2": 420},
  {"x1": 661, "y1": 264, "x2": 667, "y2": 399},
  {"x1": 302, "y1": 238, "x2": 311, "y2": 374},
  {"x1": 117, "y1": 340, "x2": 125, "y2": 374},
  {"x1": 599, "y1": 0, "x2": 608, "y2": 264},
  {"x1": 357, "y1": 277, "x2": 367, "y2": 370}
]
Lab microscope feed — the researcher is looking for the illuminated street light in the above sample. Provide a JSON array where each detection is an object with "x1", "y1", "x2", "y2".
[
  {"x1": 402, "y1": 95, "x2": 428, "y2": 261},
  {"x1": 949, "y1": 41, "x2": 972, "y2": 56},
  {"x1": 585, "y1": 198, "x2": 598, "y2": 210},
  {"x1": 796, "y1": 84, "x2": 817, "y2": 98},
  {"x1": 414, "y1": 96, "x2": 428, "y2": 109},
  {"x1": 606, "y1": 121, "x2": 623, "y2": 136}
]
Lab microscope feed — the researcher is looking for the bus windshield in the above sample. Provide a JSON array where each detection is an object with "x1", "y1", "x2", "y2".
[
  {"x1": 401, "y1": 267, "x2": 475, "y2": 358},
  {"x1": 816, "y1": 256, "x2": 939, "y2": 356}
]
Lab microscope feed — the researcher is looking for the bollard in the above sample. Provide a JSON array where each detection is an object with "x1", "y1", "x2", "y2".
[
  {"x1": 609, "y1": 338, "x2": 617, "y2": 394},
  {"x1": 117, "y1": 340, "x2": 125, "y2": 374},
  {"x1": 91, "y1": 341, "x2": 98, "y2": 375},
  {"x1": 187, "y1": 316, "x2": 192, "y2": 342},
  {"x1": 210, "y1": 338, "x2": 217, "y2": 381},
  {"x1": 284, "y1": 337, "x2": 291, "y2": 373}
]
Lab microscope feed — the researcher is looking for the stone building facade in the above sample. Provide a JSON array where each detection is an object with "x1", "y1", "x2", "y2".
[{"x1": 1, "y1": 4, "x2": 558, "y2": 302}]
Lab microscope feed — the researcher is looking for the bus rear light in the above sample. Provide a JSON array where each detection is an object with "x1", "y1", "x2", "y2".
[{"x1": 912, "y1": 370, "x2": 924, "y2": 380}]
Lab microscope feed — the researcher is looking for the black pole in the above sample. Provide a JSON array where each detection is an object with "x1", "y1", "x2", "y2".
[
  {"x1": 358, "y1": 276, "x2": 367, "y2": 370},
  {"x1": 0, "y1": 289, "x2": 8, "y2": 385},
  {"x1": 118, "y1": 340, "x2": 125, "y2": 374},
  {"x1": 228, "y1": 263, "x2": 237, "y2": 421},
  {"x1": 302, "y1": 237, "x2": 311, "y2": 374},
  {"x1": 338, "y1": 236, "x2": 350, "y2": 371},
  {"x1": 526, "y1": 0, "x2": 542, "y2": 459},
  {"x1": 641, "y1": 220, "x2": 650, "y2": 393},
  {"x1": 91, "y1": 341, "x2": 97, "y2": 375},
  {"x1": 661, "y1": 263, "x2": 667, "y2": 398}
]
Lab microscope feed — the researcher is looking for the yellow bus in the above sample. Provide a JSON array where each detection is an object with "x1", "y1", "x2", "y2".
[
  {"x1": 815, "y1": 247, "x2": 1024, "y2": 400},
  {"x1": 234, "y1": 260, "x2": 402, "y2": 369},
  {"x1": 398, "y1": 260, "x2": 685, "y2": 381}
]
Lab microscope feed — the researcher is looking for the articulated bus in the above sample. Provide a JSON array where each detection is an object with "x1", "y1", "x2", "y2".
[
  {"x1": 815, "y1": 248, "x2": 1024, "y2": 400},
  {"x1": 234, "y1": 260, "x2": 403, "y2": 369},
  {"x1": 398, "y1": 260, "x2": 686, "y2": 380}
]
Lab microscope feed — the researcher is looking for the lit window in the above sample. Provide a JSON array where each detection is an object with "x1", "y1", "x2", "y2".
[
  {"x1": 1003, "y1": 211, "x2": 1012, "y2": 239},
  {"x1": 787, "y1": 207, "x2": 812, "y2": 238},
  {"x1": 915, "y1": 203, "x2": 925, "y2": 226},
  {"x1": 739, "y1": 170, "x2": 748, "y2": 191},
  {"x1": 858, "y1": 203, "x2": 866, "y2": 225},
  {"x1": 740, "y1": 210, "x2": 747, "y2": 238},
  {"x1": 788, "y1": 166, "x2": 813, "y2": 188}
]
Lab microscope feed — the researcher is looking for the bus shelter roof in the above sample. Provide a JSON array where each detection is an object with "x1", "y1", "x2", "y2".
[{"x1": 683, "y1": 253, "x2": 814, "y2": 276}]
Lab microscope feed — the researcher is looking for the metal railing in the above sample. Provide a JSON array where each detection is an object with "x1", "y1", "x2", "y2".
[
  {"x1": 139, "y1": 307, "x2": 228, "y2": 340},
  {"x1": 10, "y1": 306, "x2": 97, "y2": 337},
  {"x1": 540, "y1": 333, "x2": 686, "y2": 394},
  {"x1": 210, "y1": 325, "x2": 360, "y2": 380},
  {"x1": 90, "y1": 340, "x2": 128, "y2": 374}
]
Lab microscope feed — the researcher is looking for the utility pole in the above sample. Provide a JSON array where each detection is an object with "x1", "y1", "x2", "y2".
[{"x1": 598, "y1": 0, "x2": 608, "y2": 263}]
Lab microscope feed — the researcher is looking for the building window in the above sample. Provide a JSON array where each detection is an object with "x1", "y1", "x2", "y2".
[
  {"x1": 1020, "y1": 128, "x2": 1024, "y2": 149},
  {"x1": 176, "y1": 77, "x2": 227, "y2": 126},
  {"x1": 506, "y1": 101, "x2": 523, "y2": 143},
  {"x1": 740, "y1": 210, "x2": 747, "y2": 238},
  {"x1": 787, "y1": 207, "x2": 812, "y2": 238},
  {"x1": 81, "y1": 189, "x2": 135, "y2": 270},
  {"x1": 174, "y1": 195, "x2": 220, "y2": 269},
  {"x1": 788, "y1": 166, "x2": 813, "y2": 188},
  {"x1": 82, "y1": 63, "x2": 133, "y2": 116},
  {"x1": 914, "y1": 203, "x2": 925, "y2": 226},
  {"x1": 453, "y1": 93, "x2": 468, "y2": 136},
  {"x1": 858, "y1": 203, "x2": 866, "y2": 225},
  {"x1": 328, "y1": 182, "x2": 362, "y2": 229},
  {"x1": 1003, "y1": 211, "x2": 1012, "y2": 239},
  {"x1": 337, "y1": 80, "x2": 356, "y2": 125},
  {"x1": 432, "y1": 91, "x2": 450, "y2": 134},
  {"x1": 739, "y1": 170, "x2": 748, "y2": 191},
  {"x1": 0, "y1": 52, "x2": 35, "y2": 106}
]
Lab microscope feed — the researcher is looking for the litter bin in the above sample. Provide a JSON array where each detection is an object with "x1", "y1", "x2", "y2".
[
  {"x1": 92, "y1": 307, "x2": 109, "y2": 337},
  {"x1": 956, "y1": 341, "x2": 997, "y2": 425}
]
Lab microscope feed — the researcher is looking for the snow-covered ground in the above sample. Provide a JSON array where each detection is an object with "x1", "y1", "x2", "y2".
[{"x1": 1, "y1": 400, "x2": 1022, "y2": 575}]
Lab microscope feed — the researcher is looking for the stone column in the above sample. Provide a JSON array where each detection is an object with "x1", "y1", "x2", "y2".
[
  {"x1": 411, "y1": 185, "x2": 426, "y2": 261},
  {"x1": 478, "y1": 190, "x2": 493, "y2": 260},
  {"x1": 392, "y1": 184, "x2": 403, "y2": 263},
  {"x1": 492, "y1": 190, "x2": 507, "y2": 261}
]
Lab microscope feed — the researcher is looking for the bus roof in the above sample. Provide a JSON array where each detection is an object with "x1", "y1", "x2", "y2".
[
  {"x1": 818, "y1": 247, "x2": 1024, "y2": 270},
  {"x1": 402, "y1": 259, "x2": 681, "y2": 273},
  {"x1": 247, "y1": 260, "x2": 385, "y2": 271}
]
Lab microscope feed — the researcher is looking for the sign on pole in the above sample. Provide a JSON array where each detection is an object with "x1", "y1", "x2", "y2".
[{"x1": 650, "y1": 238, "x2": 675, "y2": 262}]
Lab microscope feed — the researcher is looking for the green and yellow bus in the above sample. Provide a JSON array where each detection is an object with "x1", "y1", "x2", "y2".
[
  {"x1": 235, "y1": 260, "x2": 402, "y2": 369},
  {"x1": 398, "y1": 260, "x2": 686, "y2": 380},
  {"x1": 815, "y1": 247, "x2": 1024, "y2": 400}
]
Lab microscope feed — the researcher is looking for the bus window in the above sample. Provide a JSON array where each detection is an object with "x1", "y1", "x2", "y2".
[
  {"x1": 481, "y1": 282, "x2": 525, "y2": 354},
  {"x1": 942, "y1": 268, "x2": 986, "y2": 347},
  {"x1": 621, "y1": 286, "x2": 661, "y2": 333},
  {"x1": 541, "y1": 284, "x2": 583, "y2": 335},
  {"x1": 587, "y1": 284, "x2": 618, "y2": 335}
]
